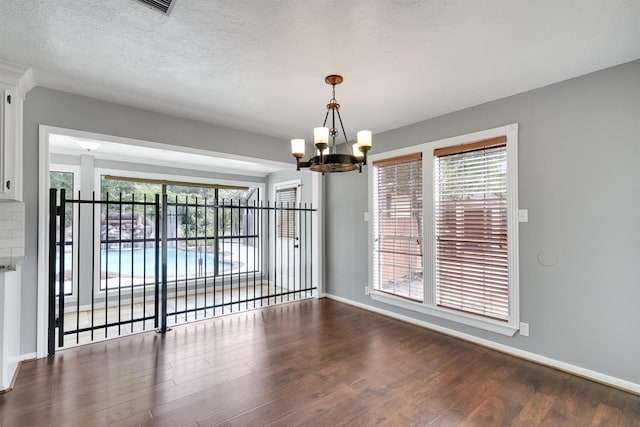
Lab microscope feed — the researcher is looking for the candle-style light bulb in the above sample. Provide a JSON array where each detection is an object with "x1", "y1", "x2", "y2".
[
  {"x1": 352, "y1": 143, "x2": 364, "y2": 159},
  {"x1": 357, "y1": 130, "x2": 372, "y2": 148},
  {"x1": 314, "y1": 127, "x2": 329, "y2": 146},
  {"x1": 291, "y1": 139, "x2": 305, "y2": 157}
]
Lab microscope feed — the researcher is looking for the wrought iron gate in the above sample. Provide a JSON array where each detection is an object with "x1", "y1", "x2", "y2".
[{"x1": 48, "y1": 189, "x2": 317, "y2": 355}]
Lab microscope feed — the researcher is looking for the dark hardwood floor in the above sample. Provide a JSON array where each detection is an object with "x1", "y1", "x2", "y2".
[{"x1": 1, "y1": 298, "x2": 639, "y2": 426}]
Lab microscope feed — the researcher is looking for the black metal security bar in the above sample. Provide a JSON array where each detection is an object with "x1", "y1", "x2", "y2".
[
  {"x1": 48, "y1": 189, "x2": 317, "y2": 355},
  {"x1": 48, "y1": 189, "x2": 160, "y2": 353},
  {"x1": 161, "y1": 196, "x2": 316, "y2": 326}
]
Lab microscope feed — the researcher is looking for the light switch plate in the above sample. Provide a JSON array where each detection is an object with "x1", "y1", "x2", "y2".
[{"x1": 518, "y1": 209, "x2": 528, "y2": 223}]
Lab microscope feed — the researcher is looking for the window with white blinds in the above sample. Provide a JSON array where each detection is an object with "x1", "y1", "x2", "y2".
[
  {"x1": 372, "y1": 153, "x2": 423, "y2": 301},
  {"x1": 276, "y1": 187, "x2": 297, "y2": 240},
  {"x1": 434, "y1": 136, "x2": 508, "y2": 321},
  {"x1": 368, "y1": 124, "x2": 519, "y2": 336}
]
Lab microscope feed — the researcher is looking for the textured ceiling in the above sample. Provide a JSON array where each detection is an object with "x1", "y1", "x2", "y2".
[{"x1": 1, "y1": 0, "x2": 639, "y2": 141}]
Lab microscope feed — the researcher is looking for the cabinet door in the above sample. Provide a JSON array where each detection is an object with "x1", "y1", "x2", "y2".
[{"x1": 0, "y1": 83, "x2": 17, "y2": 198}]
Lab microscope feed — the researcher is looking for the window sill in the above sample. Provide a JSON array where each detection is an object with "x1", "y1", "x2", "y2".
[{"x1": 370, "y1": 291, "x2": 518, "y2": 337}]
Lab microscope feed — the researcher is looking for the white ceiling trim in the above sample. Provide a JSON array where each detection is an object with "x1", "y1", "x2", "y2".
[
  {"x1": 44, "y1": 125, "x2": 293, "y2": 177},
  {"x1": 0, "y1": 60, "x2": 35, "y2": 99}
]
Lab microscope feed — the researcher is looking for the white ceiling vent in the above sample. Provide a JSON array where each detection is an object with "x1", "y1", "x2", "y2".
[{"x1": 136, "y1": 0, "x2": 176, "y2": 15}]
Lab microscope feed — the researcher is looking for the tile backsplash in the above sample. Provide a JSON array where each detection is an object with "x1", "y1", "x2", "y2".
[{"x1": 0, "y1": 201, "x2": 25, "y2": 261}]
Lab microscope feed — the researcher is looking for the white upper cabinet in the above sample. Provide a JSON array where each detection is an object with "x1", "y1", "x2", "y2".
[{"x1": 0, "y1": 61, "x2": 34, "y2": 201}]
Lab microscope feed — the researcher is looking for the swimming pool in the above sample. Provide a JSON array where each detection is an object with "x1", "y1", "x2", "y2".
[
  {"x1": 103, "y1": 247, "x2": 235, "y2": 277},
  {"x1": 63, "y1": 247, "x2": 234, "y2": 277}
]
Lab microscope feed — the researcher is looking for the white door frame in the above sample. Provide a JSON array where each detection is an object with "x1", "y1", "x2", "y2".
[{"x1": 270, "y1": 176, "x2": 324, "y2": 297}]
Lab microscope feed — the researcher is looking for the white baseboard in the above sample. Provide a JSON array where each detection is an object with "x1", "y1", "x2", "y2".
[
  {"x1": 323, "y1": 293, "x2": 640, "y2": 395},
  {"x1": 19, "y1": 352, "x2": 37, "y2": 361},
  {"x1": 0, "y1": 352, "x2": 36, "y2": 392}
]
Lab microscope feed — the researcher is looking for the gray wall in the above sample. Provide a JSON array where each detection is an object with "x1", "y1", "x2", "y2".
[
  {"x1": 22, "y1": 87, "x2": 290, "y2": 354},
  {"x1": 326, "y1": 59, "x2": 640, "y2": 384}
]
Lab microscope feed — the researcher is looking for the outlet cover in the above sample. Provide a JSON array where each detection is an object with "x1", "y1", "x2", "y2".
[
  {"x1": 364, "y1": 286, "x2": 370, "y2": 295},
  {"x1": 519, "y1": 322, "x2": 530, "y2": 336}
]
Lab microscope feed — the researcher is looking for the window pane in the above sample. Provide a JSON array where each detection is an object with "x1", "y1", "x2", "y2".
[
  {"x1": 50, "y1": 171, "x2": 74, "y2": 295},
  {"x1": 373, "y1": 154, "x2": 423, "y2": 301},
  {"x1": 276, "y1": 187, "x2": 297, "y2": 240},
  {"x1": 217, "y1": 187, "x2": 258, "y2": 238},
  {"x1": 99, "y1": 176, "x2": 260, "y2": 288},
  {"x1": 435, "y1": 145, "x2": 508, "y2": 320}
]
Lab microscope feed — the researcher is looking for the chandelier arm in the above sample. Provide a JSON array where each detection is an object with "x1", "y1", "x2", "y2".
[
  {"x1": 335, "y1": 108, "x2": 349, "y2": 152},
  {"x1": 322, "y1": 109, "x2": 330, "y2": 128}
]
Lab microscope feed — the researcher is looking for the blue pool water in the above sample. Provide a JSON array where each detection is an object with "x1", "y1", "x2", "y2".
[
  {"x1": 104, "y1": 247, "x2": 233, "y2": 277},
  {"x1": 64, "y1": 247, "x2": 233, "y2": 277}
]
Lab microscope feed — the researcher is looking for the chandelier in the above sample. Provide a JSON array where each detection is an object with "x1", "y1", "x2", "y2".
[{"x1": 291, "y1": 75, "x2": 372, "y2": 173}]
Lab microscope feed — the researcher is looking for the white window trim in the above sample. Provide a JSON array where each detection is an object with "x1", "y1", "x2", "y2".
[
  {"x1": 94, "y1": 167, "x2": 264, "y2": 196},
  {"x1": 272, "y1": 179, "x2": 301, "y2": 241},
  {"x1": 368, "y1": 123, "x2": 519, "y2": 337},
  {"x1": 94, "y1": 167, "x2": 265, "y2": 297},
  {"x1": 49, "y1": 164, "x2": 82, "y2": 300},
  {"x1": 272, "y1": 179, "x2": 301, "y2": 203}
]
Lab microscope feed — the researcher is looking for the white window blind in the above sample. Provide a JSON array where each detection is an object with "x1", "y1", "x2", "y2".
[
  {"x1": 373, "y1": 153, "x2": 423, "y2": 301},
  {"x1": 276, "y1": 187, "x2": 297, "y2": 240},
  {"x1": 434, "y1": 136, "x2": 508, "y2": 321}
]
